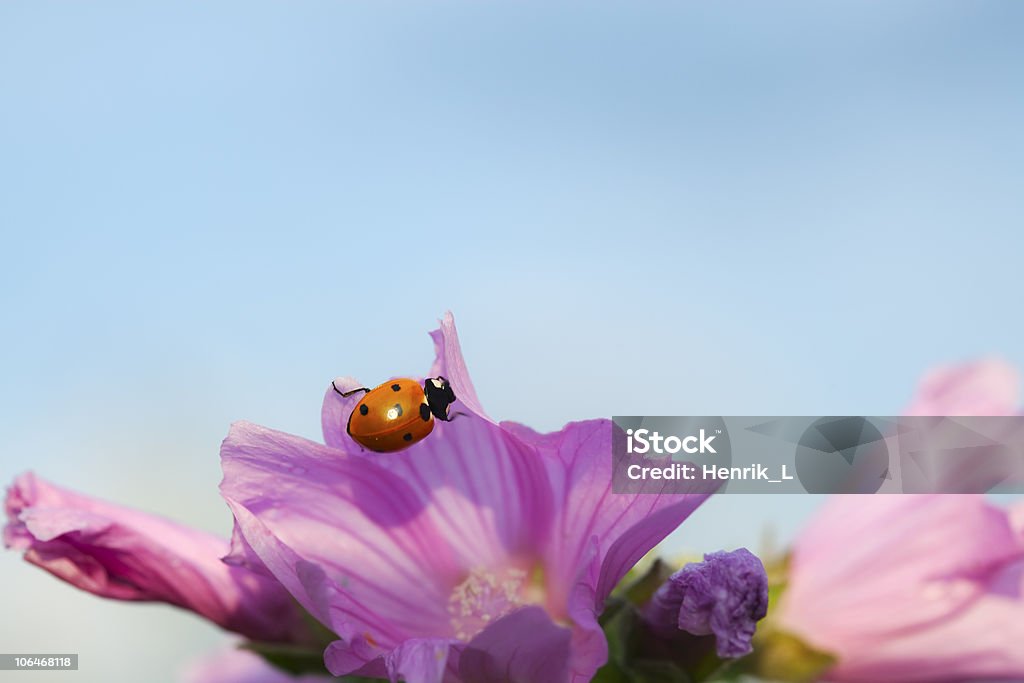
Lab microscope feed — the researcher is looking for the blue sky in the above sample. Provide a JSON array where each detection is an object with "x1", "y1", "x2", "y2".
[{"x1": 1, "y1": 2, "x2": 1022, "y2": 681}]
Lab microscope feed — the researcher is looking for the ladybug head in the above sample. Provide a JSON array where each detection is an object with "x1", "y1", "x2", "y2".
[{"x1": 423, "y1": 376, "x2": 457, "y2": 421}]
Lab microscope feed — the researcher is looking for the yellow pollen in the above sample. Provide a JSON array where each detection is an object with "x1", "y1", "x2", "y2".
[{"x1": 447, "y1": 567, "x2": 532, "y2": 640}]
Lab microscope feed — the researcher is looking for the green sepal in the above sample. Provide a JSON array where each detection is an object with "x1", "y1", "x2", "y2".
[
  {"x1": 239, "y1": 642, "x2": 330, "y2": 677},
  {"x1": 744, "y1": 629, "x2": 837, "y2": 683},
  {"x1": 736, "y1": 551, "x2": 837, "y2": 682},
  {"x1": 594, "y1": 580, "x2": 734, "y2": 683},
  {"x1": 616, "y1": 558, "x2": 675, "y2": 607}
]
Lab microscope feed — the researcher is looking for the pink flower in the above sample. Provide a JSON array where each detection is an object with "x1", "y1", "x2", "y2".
[
  {"x1": 903, "y1": 358, "x2": 1020, "y2": 417},
  {"x1": 775, "y1": 359, "x2": 1024, "y2": 682},
  {"x1": 183, "y1": 646, "x2": 331, "y2": 683},
  {"x1": 4, "y1": 472, "x2": 312, "y2": 644},
  {"x1": 777, "y1": 496, "x2": 1024, "y2": 682},
  {"x1": 220, "y1": 313, "x2": 712, "y2": 683}
]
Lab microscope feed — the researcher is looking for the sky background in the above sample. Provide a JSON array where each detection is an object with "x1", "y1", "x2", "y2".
[{"x1": 2, "y1": 2, "x2": 1022, "y2": 681}]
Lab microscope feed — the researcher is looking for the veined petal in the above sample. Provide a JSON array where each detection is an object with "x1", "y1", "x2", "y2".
[
  {"x1": 778, "y1": 495, "x2": 1024, "y2": 655},
  {"x1": 460, "y1": 606, "x2": 572, "y2": 683},
  {"x1": 4, "y1": 472, "x2": 304, "y2": 643},
  {"x1": 223, "y1": 314, "x2": 714, "y2": 682},
  {"x1": 323, "y1": 636, "x2": 388, "y2": 679},
  {"x1": 386, "y1": 638, "x2": 456, "y2": 683},
  {"x1": 503, "y1": 419, "x2": 711, "y2": 680},
  {"x1": 321, "y1": 376, "x2": 368, "y2": 450},
  {"x1": 505, "y1": 420, "x2": 712, "y2": 611},
  {"x1": 428, "y1": 311, "x2": 489, "y2": 420},
  {"x1": 220, "y1": 418, "x2": 555, "y2": 649},
  {"x1": 221, "y1": 422, "x2": 458, "y2": 644},
  {"x1": 325, "y1": 637, "x2": 458, "y2": 682},
  {"x1": 825, "y1": 558, "x2": 1024, "y2": 682},
  {"x1": 382, "y1": 412, "x2": 554, "y2": 561},
  {"x1": 563, "y1": 545, "x2": 608, "y2": 683}
]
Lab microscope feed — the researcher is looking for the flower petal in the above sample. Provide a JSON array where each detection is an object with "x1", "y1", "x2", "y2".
[
  {"x1": 826, "y1": 558, "x2": 1024, "y2": 682},
  {"x1": 503, "y1": 419, "x2": 712, "y2": 681},
  {"x1": 904, "y1": 358, "x2": 1020, "y2": 416},
  {"x1": 384, "y1": 412, "x2": 554, "y2": 562},
  {"x1": 322, "y1": 637, "x2": 388, "y2": 679},
  {"x1": 221, "y1": 422, "x2": 457, "y2": 645},
  {"x1": 429, "y1": 312, "x2": 489, "y2": 420},
  {"x1": 230, "y1": 316, "x2": 713, "y2": 682},
  {"x1": 183, "y1": 646, "x2": 333, "y2": 683},
  {"x1": 220, "y1": 418, "x2": 555, "y2": 653},
  {"x1": 563, "y1": 547, "x2": 608, "y2": 683},
  {"x1": 386, "y1": 639, "x2": 455, "y2": 683},
  {"x1": 4, "y1": 472, "x2": 304, "y2": 643},
  {"x1": 321, "y1": 376, "x2": 368, "y2": 450},
  {"x1": 778, "y1": 495, "x2": 1024, "y2": 657},
  {"x1": 325, "y1": 637, "x2": 457, "y2": 682},
  {"x1": 505, "y1": 419, "x2": 712, "y2": 611},
  {"x1": 644, "y1": 549, "x2": 768, "y2": 658},
  {"x1": 460, "y1": 606, "x2": 572, "y2": 683}
]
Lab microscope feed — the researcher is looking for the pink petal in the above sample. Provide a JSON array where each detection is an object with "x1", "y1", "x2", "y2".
[
  {"x1": 778, "y1": 495, "x2": 1024, "y2": 667},
  {"x1": 220, "y1": 417, "x2": 556, "y2": 661},
  {"x1": 1009, "y1": 500, "x2": 1024, "y2": 536},
  {"x1": 384, "y1": 412, "x2": 554, "y2": 561},
  {"x1": 904, "y1": 358, "x2": 1020, "y2": 416},
  {"x1": 4, "y1": 472, "x2": 305, "y2": 643},
  {"x1": 460, "y1": 606, "x2": 572, "y2": 683},
  {"x1": 385, "y1": 639, "x2": 455, "y2": 683},
  {"x1": 183, "y1": 646, "x2": 332, "y2": 683},
  {"x1": 505, "y1": 419, "x2": 711, "y2": 608},
  {"x1": 320, "y1": 376, "x2": 367, "y2": 450},
  {"x1": 827, "y1": 559, "x2": 1024, "y2": 682},
  {"x1": 564, "y1": 549, "x2": 608, "y2": 683},
  {"x1": 428, "y1": 311, "x2": 489, "y2": 420},
  {"x1": 230, "y1": 314, "x2": 712, "y2": 682},
  {"x1": 221, "y1": 422, "x2": 457, "y2": 645},
  {"x1": 503, "y1": 419, "x2": 712, "y2": 680}
]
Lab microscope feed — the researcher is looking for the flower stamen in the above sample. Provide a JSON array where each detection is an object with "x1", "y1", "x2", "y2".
[{"x1": 447, "y1": 567, "x2": 532, "y2": 640}]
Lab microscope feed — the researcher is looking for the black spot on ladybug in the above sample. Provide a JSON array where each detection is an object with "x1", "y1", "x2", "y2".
[
  {"x1": 391, "y1": 383, "x2": 401, "y2": 392},
  {"x1": 419, "y1": 403, "x2": 431, "y2": 422},
  {"x1": 359, "y1": 404, "x2": 369, "y2": 416},
  {"x1": 403, "y1": 432, "x2": 413, "y2": 442}
]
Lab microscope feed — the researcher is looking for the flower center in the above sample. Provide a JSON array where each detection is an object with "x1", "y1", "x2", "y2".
[{"x1": 447, "y1": 567, "x2": 544, "y2": 640}]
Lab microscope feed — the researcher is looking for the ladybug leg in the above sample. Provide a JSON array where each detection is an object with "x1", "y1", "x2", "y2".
[
  {"x1": 332, "y1": 381, "x2": 370, "y2": 398},
  {"x1": 442, "y1": 411, "x2": 472, "y2": 422}
]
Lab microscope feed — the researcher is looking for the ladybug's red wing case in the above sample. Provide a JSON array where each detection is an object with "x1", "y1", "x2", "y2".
[{"x1": 346, "y1": 378, "x2": 434, "y2": 452}]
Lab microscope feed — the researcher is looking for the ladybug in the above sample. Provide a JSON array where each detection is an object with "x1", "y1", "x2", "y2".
[{"x1": 333, "y1": 376, "x2": 458, "y2": 453}]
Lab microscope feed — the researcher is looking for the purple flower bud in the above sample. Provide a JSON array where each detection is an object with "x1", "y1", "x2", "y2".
[{"x1": 644, "y1": 548, "x2": 768, "y2": 658}]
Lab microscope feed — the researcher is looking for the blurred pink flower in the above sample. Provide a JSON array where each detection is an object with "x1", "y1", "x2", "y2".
[
  {"x1": 776, "y1": 359, "x2": 1024, "y2": 682},
  {"x1": 183, "y1": 646, "x2": 331, "y2": 683},
  {"x1": 220, "y1": 313, "x2": 712, "y2": 683},
  {"x1": 903, "y1": 357, "x2": 1020, "y2": 416},
  {"x1": 4, "y1": 472, "x2": 311, "y2": 644},
  {"x1": 778, "y1": 496, "x2": 1024, "y2": 682}
]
